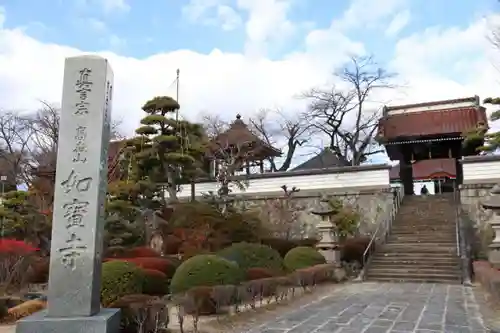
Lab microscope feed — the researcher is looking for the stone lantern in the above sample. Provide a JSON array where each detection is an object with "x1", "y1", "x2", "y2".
[
  {"x1": 311, "y1": 196, "x2": 341, "y2": 266},
  {"x1": 481, "y1": 184, "x2": 500, "y2": 268}
]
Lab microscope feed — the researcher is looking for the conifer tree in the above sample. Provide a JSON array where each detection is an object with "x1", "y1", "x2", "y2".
[
  {"x1": 124, "y1": 96, "x2": 206, "y2": 205},
  {"x1": 464, "y1": 97, "x2": 499, "y2": 153}
]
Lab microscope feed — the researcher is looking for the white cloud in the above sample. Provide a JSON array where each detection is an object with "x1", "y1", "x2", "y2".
[
  {"x1": 0, "y1": 7, "x2": 4, "y2": 29},
  {"x1": 182, "y1": 0, "x2": 242, "y2": 31},
  {"x1": 337, "y1": 0, "x2": 408, "y2": 30},
  {"x1": 385, "y1": 9, "x2": 410, "y2": 37},
  {"x1": 86, "y1": 18, "x2": 107, "y2": 32},
  {"x1": 0, "y1": 5, "x2": 498, "y2": 155},
  {"x1": 237, "y1": 0, "x2": 296, "y2": 57},
  {"x1": 216, "y1": 5, "x2": 243, "y2": 31},
  {"x1": 183, "y1": 0, "x2": 297, "y2": 56}
]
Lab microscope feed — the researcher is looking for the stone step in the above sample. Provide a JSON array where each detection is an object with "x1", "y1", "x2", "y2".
[
  {"x1": 379, "y1": 249, "x2": 457, "y2": 256},
  {"x1": 388, "y1": 235, "x2": 456, "y2": 240},
  {"x1": 368, "y1": 267, "x2": 461, "y2": 275},
  {"x1": 392, "y1": 223, "x2": 456, "y2": 228},
  {"x1": 365, "y1": 271, "x2": 461, "y2": 282},
  {"x1": 388, "y1": 237, "x2": 456, "y2": 243},
  {"x1": 384, "y1": 243, "x2": 457, "y2": 249},
  {"x1": 390, "y1": 228, "x2": 456, "y2": 234},
  {"x1": 393, "y1": 221, "x2": 456, "y2": 226},
  {"x1": 372, "y1": 252, "x2": 458, "y2": 259},
  {"x1": 365, "y1": 275, "x2": 462, "y2": 284},
  {"x1": 370, "y1": 256, "x2": 460, "y2": 267},
  {"x1": 370, "y1": 259, "x2": 460, "y2": 269}
]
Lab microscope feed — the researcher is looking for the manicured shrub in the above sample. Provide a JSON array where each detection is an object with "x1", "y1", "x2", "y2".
[
  {"x1": 341, "y1": 236, "x2": 373, "y2": 264},
  {"x1": 109, "y1": 294, "x2": 168, "y2": 333},
  {"x1": 28, "y1": 257, "x2": 50, "y2": 284},
  {"x1": 217, "y1": 242, "x2": 284, "y2": 273},
  {"x1": 101, "y1": 261, "x2": 144, "y2": 307},
  {"x1": 245, "y1": 267, "x2": 275, "y2": 281},
  {"x1": 124, "y1": 246, "x2": 160, "y2": 258},
  {"x1": 284, "y1": 247, "x2": 326, "y2": 271},
  {"x1": 260, "y1": 238, "x2": 319, "y2": 257},
  {"x1": 104, "y1": 246, "x2": 127, "y2": 258},
  {"x1": 163, "y1": 255, "x2": 182, "y2": 268},
  {"x1": 163, "y1": 235, "x2": 182, "y2": 255},
  {"x1": 142, "y1": 269, "x2": 168, "y2": 296},
  {"x1": 0, "y1": 239, "x2": 39, "y2": 288},
  {"x1": 126, "y1": 257, "x2": 176, "y2": 279},
  {"x1": 170, "y1": 254, "x2": 242, "y2": 295}
]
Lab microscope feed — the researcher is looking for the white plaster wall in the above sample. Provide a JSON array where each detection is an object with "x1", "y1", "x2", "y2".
[
  {"x1": 463, "y1": 159, "x2": 500, "y2": 183},
  {"x1": 177, "y1": 168, "x2": 390, "y2": 198}
]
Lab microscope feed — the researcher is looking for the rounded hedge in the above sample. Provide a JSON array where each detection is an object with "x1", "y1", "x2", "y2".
[
  {"x1": 170, "y1": 254, "x2": 242, "y2": 294},
  {"x1": 284, "y1": 246, "x2": 326, "y2": 271},
  {"x1": 101, "y1": 261, "x2": 144, "y2": 307},
  {"x1": 245, "y1": 267, "x2": 275, "y2": 281},
  {"x1": 217, "y1": 242, "x2": 284, "y2": 273},
  {"x1": 142, "y1": 269, "x2": 169, "y2": 295},
  {"x1": 126, "y1": 257, "x2": 177, "y2": 279}
]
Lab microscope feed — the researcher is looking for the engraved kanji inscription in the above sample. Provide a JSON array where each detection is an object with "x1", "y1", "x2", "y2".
[
  {"x1": 58, "y1": 232, "x2": 87, "y2": 269},
  {"x1": 75, "y1": 68, "x2": 92, "y2": 115},
  {"x1": 73, "y1": 126, "x2": 88, "y2": 163},
  {"x1": 63, "y1": 198, "x2": 90, "y2": 228},
  {"x1": 104, "y1": 81, "x2": 112, "y2": 124},
  {"x1": 60, "y1": 170, "x2": 92, "y2": 193}
]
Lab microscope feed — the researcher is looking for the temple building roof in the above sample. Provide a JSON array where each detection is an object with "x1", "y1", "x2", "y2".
[
  {"x1": 291, "y1": 147, "x2": 347, "y2": 171},
  {"x1": 207, "y1": 114, "x2": 281, "y2": 161},
  {"x1": 34, "y1": 140, "x2": 125, "y2": 182},
  {"x1": 378, "y1": 96, "x2": 488, "y2": 141}
]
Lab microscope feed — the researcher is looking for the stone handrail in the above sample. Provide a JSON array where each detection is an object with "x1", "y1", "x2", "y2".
[
  {"x1": 357, "y1": 185, "x2": 404, "y2": 280},
  {"x1": 453, "y1": 187, "x2": 473, "y2": 285}
]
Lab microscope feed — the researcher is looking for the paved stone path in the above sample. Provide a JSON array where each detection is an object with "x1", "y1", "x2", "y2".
[{"x1": 242, "y1": 282, "x2": 489, "y2": 333}]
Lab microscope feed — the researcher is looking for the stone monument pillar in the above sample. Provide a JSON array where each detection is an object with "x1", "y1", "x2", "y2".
[
  {"x1": 482, "y1": 184, "x2": 500, "y2": 269},
  {"x1": 16, "y1": 56, "x2": 120, "y2": 333},
  {"x1": 311, "y1": 197, "x2": 341, "y2": 266}
]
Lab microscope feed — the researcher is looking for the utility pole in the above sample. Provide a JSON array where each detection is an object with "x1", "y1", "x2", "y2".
[{"x1": 0, "y1": 176, "x2": 6, "y2": 238}]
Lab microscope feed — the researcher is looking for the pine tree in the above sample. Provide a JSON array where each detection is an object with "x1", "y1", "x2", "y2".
[
  {"x1": 464, "y1": 97, "x2": 499, "y2": 153},
  {"x1": 0, "y1": 190, "x2": 51, "y2": 250},
  {"x1": 124, "y1": 96, "x2": 206, "y2": 205}
]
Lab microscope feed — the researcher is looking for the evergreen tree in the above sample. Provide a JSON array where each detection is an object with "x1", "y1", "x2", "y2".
[
  {"x1": 464, "y1": 97, "x2": 499, "y2": 153},
  {"x1": 0, "y1": 190, "x2": 51, "y2": 250},
  {"x1": 104, "y1": 181, "x2": 146, "y2": 252},
  {"x1": 124, "y1": 96, "x2": 206, "y2": 205}
]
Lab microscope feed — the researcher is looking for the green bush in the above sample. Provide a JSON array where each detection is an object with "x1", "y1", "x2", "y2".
[
  {"x1": 101, "y1": 261, "x2": 144, "y2": 307},
  {"x1": 142, "y1": 269, "x2": 169, "y2": 295},
  {"x1": 217, "y1": 242, "x2": 284, "y2": 273},
  {"x1": 170, "y1": 254, "x2": 242, "y2": 294},
  {"x1": 284, "y1": 246, "x2": 326, "y2": 271}
]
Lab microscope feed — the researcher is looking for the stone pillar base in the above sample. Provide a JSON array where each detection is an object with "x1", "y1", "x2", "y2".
[
  {"x1": 16, "y1": 309, "x2": 120, "y2": 333},
  {"x1": 489, "y1": 249, "x2": 500, "y2": 269},
  {"x1": 318, "y1": 249, "x2": 341, "y2": 267}
]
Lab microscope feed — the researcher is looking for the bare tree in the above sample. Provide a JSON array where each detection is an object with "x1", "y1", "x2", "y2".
[
  {"x1": 249, "y1": 109, "x2": 310, "y2": 171},
  {"x1": 262, "y1": 185, "x2": 307, "y2": 239},
  {"x1": 201, "y1": 114, "x2": 228, "y2": 138},
  {"x1": 302, "y1": 55, "x2": 395, "y2": 166},
  {"x1": 202, "y1": 141, "x2": 254, "y2": 213},
  {"x1": 0, "y1": 110, "x2": 34, "y2": 188},
  {"x1": 202, "y1": 110, "x2": 309, "y2": 172},
  {"x1": 28, "y1": 101, "x2": 124, "y2": 172}
]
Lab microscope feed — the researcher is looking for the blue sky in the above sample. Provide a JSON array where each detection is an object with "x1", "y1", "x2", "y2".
[
  {"x1": 0, "y1": 0, "x2": 499, "y2": 166},
  {"x1": 1, "y1": 0, "x2": 496, "y2": 60}
]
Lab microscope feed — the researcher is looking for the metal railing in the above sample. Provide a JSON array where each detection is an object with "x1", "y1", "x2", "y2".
[{"x1": 359, "y1": 186, "x2": 404, "y2": 279}]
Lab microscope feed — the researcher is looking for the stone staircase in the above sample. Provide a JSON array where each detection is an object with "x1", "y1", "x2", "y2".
[{"x1": 365, "y1": 194, "x2": 462, "y2": 284}]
